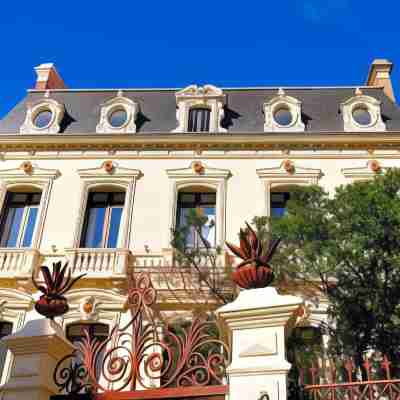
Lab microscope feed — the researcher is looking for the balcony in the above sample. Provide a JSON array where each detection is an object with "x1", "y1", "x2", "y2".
[
  {"x1": 0, "y1": 248, "x2": 41, "y2": 280},
  {"x1": 65, "y1": 248, "x2": 132, "y2": 280}
]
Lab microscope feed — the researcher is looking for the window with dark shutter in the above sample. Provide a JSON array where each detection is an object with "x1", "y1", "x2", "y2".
[{"x1": 188, "y1": 108, "x2": 211, "y2": 132}]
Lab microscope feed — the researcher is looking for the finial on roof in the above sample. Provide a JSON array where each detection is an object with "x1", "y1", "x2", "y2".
[
  {"x1": 355, "y1": 87, "x2": 363, "y2": 96},
  {"x1": 278, "y1": 88, "x2": 285, "y2": 96},
  {"x1": 117, "y1": 90, "x2": 123, "y2": 97},
  {"x1": 44, "y1": 90, "x2": 50, "y2": 98}
]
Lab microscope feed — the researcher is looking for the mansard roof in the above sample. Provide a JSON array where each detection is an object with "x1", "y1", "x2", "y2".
[{"x1": 1, "y1": 86, "x2": 400, "y2": 134}]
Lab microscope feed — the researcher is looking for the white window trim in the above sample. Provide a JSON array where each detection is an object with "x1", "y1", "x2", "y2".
[
  {"x1": 72, "y1": 162, "x2": 141, "y2": 248},
  {"x1": 257, "y1": 161, "x2": 322, "y2": 216},
  {"x1": 20, "y1": 97, "x2": 65, "y2": 134},
  {"x1": 172, "y1": 85, "x2": 227, "y2": 133},
  {"x1": 96, "y1": 91, "x2": 140, "y2": 134},
  {"x1": 341, "y1": 160, "x2": 387, "y2": 181},
  {"x1": 264, "y1": 89, "x2": 305, "y2": 132},
  {"x1": 340, "y1": 89, "x2": 386, "y2": 132},
  {"x1": 166, "y1": 161, "x2": 231, "y2": 249},
  {"x1": 0, "y1": 289, "x2": 33, "y2": 385},
  {"x1": 0, "y1": 163, "x2": 60, "y2": 248}
]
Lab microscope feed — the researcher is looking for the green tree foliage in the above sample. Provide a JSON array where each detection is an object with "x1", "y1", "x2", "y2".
[{"x1": 255, "y1": 168, "x2": 400, "y2": 364}]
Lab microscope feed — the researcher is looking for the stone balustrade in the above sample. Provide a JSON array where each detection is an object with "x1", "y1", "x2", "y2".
[
  {"x1": 65, "y1": 248, "x2": 132, "y2": 278},
  {"x1": 0, "y1": 248, "x2": 40, "y2": 279}
]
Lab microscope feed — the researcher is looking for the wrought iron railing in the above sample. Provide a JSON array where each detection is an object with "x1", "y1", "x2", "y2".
[
  {"x1": 301, "y1": 355, "x2": 400, "y2": 400},
  {"x1": 53, "y1": 273, "x2": 230, "y2": 398}
]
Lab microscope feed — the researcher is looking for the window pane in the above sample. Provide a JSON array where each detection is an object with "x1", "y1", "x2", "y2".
[
  {"x1": 271, "y1": 192, "x2": 290, "y2": 218},
  {"x1": 179, "y1": 193, "x2": 196, "y2": 203},
  {"x1": 10, "y1": 193, "x2": 28, "y2": 203},
  {"x1": 107, "y1": 207, "x2": 123, "y2": 248},
  {"x1": 1, "y1": 207, "x2": 24, "y2": 247},
  {"x1": 179, "y1": 208, "x2": 195, "y2": 247},
  {"x1": 91, "y1": 193, "x2": 109, "y2": 204},
  {"x1": 111, "y1": 192, "x2": 125, "y2": 205},
  {"x1": 82, "y1": 207, "x2": 106, "y2": 248},
  {"x1": 22, "y1": 207, "x2": 39, "y2": 247},
  {"x1": 31, "y1": 193, "x2": 42, "y2": 205},
  {"x1": 200, "y1": 193, "x2": 216, "y2": 204},
  {"x1": 0, "y1": 322, "x2": 13, "y2": 382},
  {"x1": 188, "y1": 108, "x2": 211, "y2": 132},
  {"x1": 201, "y1": 206, "x2": 216, "y2": 247}
]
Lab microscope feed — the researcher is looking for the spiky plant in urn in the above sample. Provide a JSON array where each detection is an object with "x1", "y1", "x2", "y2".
[
  {"x1": 32, "y1": 262, "x2": 85, "y2": 319},
  {"x1": 226, "y1": 222, "x2": 281, "y2": 289}
]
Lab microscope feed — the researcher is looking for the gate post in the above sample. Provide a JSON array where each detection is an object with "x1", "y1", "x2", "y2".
[
  {"x1": 217, "y1": 287, "x2": 302, "y2": 400},
  {"x1": 0, "y1": 318, "x2": 74, "y2": 400}
]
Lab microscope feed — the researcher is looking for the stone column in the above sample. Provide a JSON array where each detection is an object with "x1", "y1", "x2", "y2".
[
  {"x1": 217, "y1": 287, "x2": 303, "y2": 400},
  {"x1": 0, "y1": 318, "x2": 74, "y2": 400}
]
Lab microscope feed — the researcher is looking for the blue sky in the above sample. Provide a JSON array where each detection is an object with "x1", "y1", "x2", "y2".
[{"x1": 1, "y1": 0, "x2": 399, "y2": 118}]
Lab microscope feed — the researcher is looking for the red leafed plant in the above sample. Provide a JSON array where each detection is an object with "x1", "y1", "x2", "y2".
[
  {"x1": 32, "y1": 262, "x2": 86, "y2": 319},
  {"x1": 226, "y1": 222, "x2": 281, "y2": 289}
]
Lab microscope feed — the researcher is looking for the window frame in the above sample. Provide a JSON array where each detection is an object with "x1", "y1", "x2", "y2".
[
  {"x1": 187, "y1": 107, "x2": 211, "y2": 133},
  {"x1": 166, "y1": 162, "x2": 230, "y2": 249},
  {"x1": 0, "y1": 164, "x2": 60, "y2": 249},
  {"x1": 176, "y1": 191, "x2": 217, "y2": 248},
  {"x1": 0, "y1": 192, "x2": 42, "y2": 248},
  {"x1": 73, "y1": 163, "x2": 141, "y2": 249},
  {"x1": 80, "y1": 191, "x2": 125, "y2": 249}
]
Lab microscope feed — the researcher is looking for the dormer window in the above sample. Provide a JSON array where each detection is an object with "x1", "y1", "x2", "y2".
[
  {"x1": 173, "y1": 85, "x2": 226, "y2": 133},
  {"x1": 188, "y1": 107, "x2": 211, "y2": 132},
  {"x1": 96, "y1": 91, "x2": 139, "y2": 134},
  {"x1": 20, "y1": 98, "x2": 65, "y2": 134},
  {"x1": 341, "y1": 88, "x2": 386, "y2": 132},
  {"x1": 264, "y1": 89, "x2": 305, "y2": 132}
]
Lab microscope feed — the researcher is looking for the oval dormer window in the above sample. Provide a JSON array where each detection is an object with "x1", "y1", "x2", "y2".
[
  {"x1": 108, "y1": 108, "x2": 128, "y2": 128},
  {"x1": 273, "y1": 106, "x2": 293, "y2": 127},
  {"x1": 352, "y1": 105, "x2": 372, "y2": 126},
  {"x1": 33, "y1": 109, "x2": 53, "y2": 129}
]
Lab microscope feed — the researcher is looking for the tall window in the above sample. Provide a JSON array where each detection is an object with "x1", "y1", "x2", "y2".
[
  {"x1": 176, "y1": 191, "x2": 216, "y2": 247},
  {"x1": 81, "y1": 191, "x2": 125, "y2": 248},
  {"x1": 188, "y1": 108, "x2": 211, "y2": 132},
  {"x1": 0, "y1": 192, "x2": 42, "y2": 248},
  {"x1": 67, "y1": 323, "x2": 109, "y2": 380},
  {"x1": 0, "y1": 322, "x2": 13, "y2": 381},
  {"x1": 270, "y1": 192, "x2": 290, "y2": 218}
]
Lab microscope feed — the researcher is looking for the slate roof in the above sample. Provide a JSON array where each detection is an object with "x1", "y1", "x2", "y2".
[{"x1": 1, "y1": 87, "x2": 400, "y2": 134}]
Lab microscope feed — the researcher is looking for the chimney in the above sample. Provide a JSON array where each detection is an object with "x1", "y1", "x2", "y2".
[
  {"x1": 366, "y1": 59, "x2": 395, "y2": 102},
  {"x1": 34, "y1": 63, "x2": 66, "y2": 90}
]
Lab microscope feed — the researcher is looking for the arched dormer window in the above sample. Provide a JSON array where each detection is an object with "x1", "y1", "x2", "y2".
[
  {"x1": 188, "y1": 107, "x2": 211, "y2": 132},
  {"x1": 173, "y1": 85, "x2": 226, "y2": 133},
  {"x1": 341, "y1": 88, "x2": 386, "y2": 132}
]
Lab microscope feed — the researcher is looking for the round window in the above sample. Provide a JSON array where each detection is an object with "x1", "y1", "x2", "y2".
[
  {"x1": 108, "y1": 108, "x2": 128, "y2": 128},
  {"x1": 273, "y1": 107, "x2": 293, "y2": 126},
  {"x1": 33, "y1": 110, "x2": 53, "y2": 129},
  {"x1": 352, "y1": 106, "x2": 372, "y2": 126}
]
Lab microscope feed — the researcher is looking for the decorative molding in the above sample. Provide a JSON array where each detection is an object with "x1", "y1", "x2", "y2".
[
  {"x1": 341, "y1": 160, "x2": 387, "y2": 180},
  {"x1": 73, "y1": 162, "x2": 142, "y2": 248},
  {"x1": 96, "y1": 92, "x2": 140, "y2": 134},
  {"x1": 263, "y1": 89, "x2": 305, "y2": 132},
  {"x1": 166, "y1": 161, "x2": 231, "y2": 248},
  {"x1": 0, "y1": 163, "x2": 60, "y2": 248},
  {"x1": 340, "y1": 89, "x2": 386, "y2": 132},
  {"x1": 257, "y1": 161, "x2": 322, "y2": 216},
  {"x1": 173, "y1": 85, "x2": 226, "y2": 133},
  {"x1": 20, "y1": 98, "x2": 65, "y2": 134}
]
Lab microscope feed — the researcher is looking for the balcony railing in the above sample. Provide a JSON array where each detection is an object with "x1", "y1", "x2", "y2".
[
  {"x1": 0, "y1": 248, "x2": 41, "y2": 279},
  {"x1": 65, "y1": 248, "x2": 132, "y2": 278}
]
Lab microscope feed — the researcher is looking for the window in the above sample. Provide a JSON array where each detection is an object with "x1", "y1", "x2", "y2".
[
  {"x1": 270, "y1": 192, "x2": 290, "y2": 218},
  {"x1": 81, "y1": 191, "x2": 125, "y2": 248},
  {"x1": 188, "y1": 108, "x2": 211, "y2": 132},
  {"x1": 273, "y1": 106, "x2": 293, "y2": 127},
  {"x1": 0, "y1": 192, "x2": 42, "y2": 248},
  {"x1": 67, "y1": 323, "x2": 109, "y2": 380},
  {"x1": 0, "y1": 322, "x2": 12, "y2": 381},
  {"x1": 108, "y1": 108, "x2": 128, "y2": 128},
  {"x1": 352, "y1": 105, "x2": 372, "y2": 126},
  {"x1": 33, "y1": 109, "x2": 53, "y2": 129},
  {"x1": 176, "y1": 191, "x2": 216, "y2": 247}
]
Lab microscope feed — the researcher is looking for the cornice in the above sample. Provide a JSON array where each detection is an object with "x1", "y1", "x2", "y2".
[{"x1": 0, "y1": 133, "x2": 400, "y2": 152}]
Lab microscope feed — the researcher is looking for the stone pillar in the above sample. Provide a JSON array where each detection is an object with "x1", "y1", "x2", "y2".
[
  {"x1": 217, "y1": 287, "x2": 303, "y2": 400},
  {"x1": 0, "y1": 318, "x2": 74, "y2": 400}
]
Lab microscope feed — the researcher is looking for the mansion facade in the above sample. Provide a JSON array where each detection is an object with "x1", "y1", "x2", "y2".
[{"x1": 0, "y1": 59, "x2": 399, "y2": 385}]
